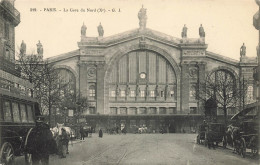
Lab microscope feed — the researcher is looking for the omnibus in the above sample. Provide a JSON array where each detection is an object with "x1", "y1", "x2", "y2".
[{"x1": 0, "y1": 70, "x2": 40, "y2": 165}]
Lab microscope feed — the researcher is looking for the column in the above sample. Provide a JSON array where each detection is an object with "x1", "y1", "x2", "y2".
[
  {"x1": 96, "y1": 63, "x2": 105, "y2": 114},
  {"x1": 180, "y1": 62, "x2": 189, "y2": 113},
  {"x1": 156, "y1": 107, "x2": 160, "y2": 114},
  {"x1": 136, "y1": 107, "x2": 140, "y2": 115},
  {"x1": 117, "y1": 107, "x2": 120, "y2": 115},
  {"x1": 198, "y1": 62, "x2": 206, "y2": 115}
]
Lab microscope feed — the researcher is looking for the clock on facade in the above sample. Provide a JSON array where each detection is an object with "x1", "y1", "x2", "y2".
[{"x1": 140, "y1": 73, "x2": 146, "y2": 79}]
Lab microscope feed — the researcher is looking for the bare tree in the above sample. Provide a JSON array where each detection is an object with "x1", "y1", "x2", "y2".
[
  {"x1": 196, "y1": 70, "x2": 247, "y2": 125},
  {"x1": 16, "y1": 51, "x2": 71, "y2": 126}
]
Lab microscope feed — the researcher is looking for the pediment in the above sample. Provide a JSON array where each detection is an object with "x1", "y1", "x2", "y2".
[{"x1": 78, "y1": 28, "x2": 182, "y2": 48}]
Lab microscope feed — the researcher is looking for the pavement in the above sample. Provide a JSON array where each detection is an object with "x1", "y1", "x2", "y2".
[{"x1": 14, "y1": 133, "x2": 259, "y2": 165}]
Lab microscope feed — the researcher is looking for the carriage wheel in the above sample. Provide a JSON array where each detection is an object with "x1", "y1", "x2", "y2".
[
  {"x1": 0, "y1": 142, "x2": 15, "y2": 165},
  {"x1": 240, "y1": 138, "x2": 246, "y2": 158},
  {"x1": 25, "y1": 153, "x2": 32, "y2": 165}
]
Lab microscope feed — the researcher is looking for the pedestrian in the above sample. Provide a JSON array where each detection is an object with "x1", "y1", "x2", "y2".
[
  {"x1": 59, "y1": 128, "x2": 69, "y2": 158},
  {"x1": 99, "y1": 128, "x2": 103, "y2": 138},
  {"x1": 25, "y1": 115, "x2": 57, "y2": 165},
  {"x1": 80, "y1": 126, "x2": 84, "y2": 140}
]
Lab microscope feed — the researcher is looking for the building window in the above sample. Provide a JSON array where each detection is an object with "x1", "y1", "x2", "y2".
[
  {"x1": 149, "y1": 107, "x2": 156, "y2": 114},
  {"x1": 89, "y1": 107, "x2": 95, "y2": 114},
  {"x1": 12, "y1": 102, "x2": 20, "y2": 122},
  {"x1": 3, "y1": 101, "x2": 12, "y2": 122},
  {"x1": 247, "y1": 86, "x2": 253, "y2": 102},
  {"x1": 110, "y1": 107, "x2": 117, "y2": 114},
  {"x1": 170, "y1": 90, "x2": 174, "y2": 97},
  {"x1": 190, "y1": 107, "x2": 197, "y2": 114},
  {"x1": 150, "y1": 90, "x2": 155, "y2": 97},
  {"x1": 139, "y1": 107, "x2": 146, "y2": 114},
  {"x1": 190, "y1": 85, "x2": 197, "y2": 99},
  {"x1": 169, "y1": 107, "x2": 177, "y2": 114},
  {"x1": 5, "y1": 49, "x2": 10, "y2": 61},
  {"x1": 129, "y1": 107, "x2": 137, "y2": 115},
  {"x1": 159, "y1": 107, "x2": 166, "y2": 114},
  {"x1": 4, "y1": 23, "x2": 9, "y2": 39},
  {"x1": 27, "y1": 105, "x2": 34, "y2": 122},
  {"x1": 110, "y1": 91, "x2": 116, "y2": 97},
  {"x1": 89, "y1": 85, "x2": 95, "y2": 97},
  {"x1": 140, "y1": 90, "x2": 145, "y2": 97},
  {"x1": 20, "y1": 104, "x2": 28, "y2": 123},
  {"x1": 120, "y1": 107, "x2": 127, "y2": 114},
  {"x1": 160, "y1": 91, "x2": 164, "y2": 97},
  {"x1": 120, "y1": 90, "x2": 126, "y2": 97},
  {"x1": 130, "y1": 90, "x2": 135, "y2": 97}
]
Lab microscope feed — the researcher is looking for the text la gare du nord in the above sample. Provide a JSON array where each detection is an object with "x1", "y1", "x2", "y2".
[{"x1": 30, "y1": 8, "x2": 121, "y2": 13}]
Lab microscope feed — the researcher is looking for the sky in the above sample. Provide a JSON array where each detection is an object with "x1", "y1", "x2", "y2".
[{"x1": 15, "y1": 0, "x2": 259, "y2": 61}]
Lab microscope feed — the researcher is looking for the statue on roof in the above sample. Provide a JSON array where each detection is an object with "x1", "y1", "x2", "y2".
[
  {"x1": 199, "y1": 24, "x2": 205, "y2": 37},
  {"x1": 36, "y1": 40, "x2": 43, "y2": 55},
  {"x1": 97, "y1": 23, "x2": 104, "y2": 37},
  {"x1": 240, "y1": 43, "x2": 246, "y2": 57},
  {"x1": 182, "y1": 24, "x2": 187, "y2": 38},
  {"x1": 81, "y1": 23, "x2": 87, "y2": 36},
  {"x1": 20, "y1": 40, "x2": 26, "y2": 55},
  {"x1": 138, "y1": 5, "x2": 147, "y2": 29}
]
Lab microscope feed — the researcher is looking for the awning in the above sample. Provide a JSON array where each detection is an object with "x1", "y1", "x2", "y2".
[{"x1": 230, "y1": 102, "x2": 258, "y2": 121}]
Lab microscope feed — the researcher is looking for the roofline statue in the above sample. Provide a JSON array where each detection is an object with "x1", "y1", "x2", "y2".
[
  {"x1": 81, "y1": 23, "x2": 87, "y2": 36},
  {"x1": 199, "y1": 24, "x2": 205, "y2": 38},
  {"x1": 97, "y1": 22, "x2": 104, "y2": 37},
  {"x1": 182, "y1": 24, "x2": 187, "y2": 38},
  {"x1": 36, "y1": 40, "x2": 43, "y2": 55},
  {"x1": 138, "y1": 5, "x2": 147, "y2": 30},
  {"x1": 20, "y1": 40, "x2": 26, "y2": 55},
  {"x1": 240, "y1": 43, "x2": 246, "y2": 57}
]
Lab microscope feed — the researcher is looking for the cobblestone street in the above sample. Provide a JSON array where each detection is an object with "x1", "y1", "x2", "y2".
[{"x1": 15, "y1": 133, "x2": 258, "y2": 165}]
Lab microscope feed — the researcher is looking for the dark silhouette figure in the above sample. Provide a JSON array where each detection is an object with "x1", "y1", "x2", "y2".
[
  {"x1": 26, "y1": 116, "x2": 56, "y2": 165},
  {"x1": 99, "y1": 129, "x2": 103, "y2": 138}
]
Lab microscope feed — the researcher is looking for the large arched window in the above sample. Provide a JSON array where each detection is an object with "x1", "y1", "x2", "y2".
[
  {"x1": 206, "y1": 69, "x2": 237, "y2": 114},
  {"x1": 55, "y1": 68, "x2": 76, "y2": 94},
  {"x1": 108, "y1": 50, "x2": 177, "y2": 102}
]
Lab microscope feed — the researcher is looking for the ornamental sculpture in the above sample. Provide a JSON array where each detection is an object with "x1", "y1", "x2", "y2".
[
  {"x1": 20, "y1": 40, "x2": 26, "y2": 55},
  {"x1": 240, "y1": 43, "x2": 246, "y2": 57},
  {"x1": 97, "y1": 23, "x2": 104, "y2": 37},
  {"x1": 138, "y1": 5, "x2": 147, "y2": 29},
  {"x1": 199, "y1": 24, "x2": 205, "y2": 37},
  {"x1": 182, "y1": 24, "x2": 187, "y2": 38},
  {"x1": 81, "y1": 23, "x2": 87, "y2": 36},
  {"x1": 36, "y1": 40, "x2": 43, "y2": 55}
]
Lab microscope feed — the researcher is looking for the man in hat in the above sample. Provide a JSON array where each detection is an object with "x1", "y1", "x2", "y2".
[{"x1": 26, "y1": 115, "x2": 56, "y2": 165}]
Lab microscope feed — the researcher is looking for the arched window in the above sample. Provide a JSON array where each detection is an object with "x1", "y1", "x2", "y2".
[{"x1": 56, "y1": 68, "x2": 76, "y2": 94}]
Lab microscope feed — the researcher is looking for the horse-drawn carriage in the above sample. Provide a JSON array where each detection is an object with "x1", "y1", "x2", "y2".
[
  {"x1": 197, "y1": 122, "x2": 226, "y2": 148},
  {"x1": 228, "y1": 105, "x2": 259, "y2": 158},
  {"x1": 228, "y1": 119, "x2": 259, "y2": 158},
  {"x1": 240, "y1": 119, "x2": 259, "y2": 157}
]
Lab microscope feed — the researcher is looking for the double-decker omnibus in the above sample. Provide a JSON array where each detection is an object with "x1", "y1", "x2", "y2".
[{"x1": 0, "y1": 69, "x2": 40, "y2": 165}]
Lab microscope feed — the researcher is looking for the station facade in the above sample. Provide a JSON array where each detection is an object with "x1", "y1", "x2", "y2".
[{"x1": 47, "y1": 7, "x2": 257, "y2": 133}]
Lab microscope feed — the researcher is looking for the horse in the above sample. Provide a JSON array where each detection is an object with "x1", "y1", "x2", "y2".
[
  {"x1": 51, "y1": 124, "x2": 73, "y2": 156},
  {"x1": 226, "y1": 125, "x2": 243, "y2": 154}
]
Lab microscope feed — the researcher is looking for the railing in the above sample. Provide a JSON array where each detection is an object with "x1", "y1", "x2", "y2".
[
  {"x1": 0, "y1": 0, "x2": 20, "y2": 22},
  {"x1": 0, "y1": 56, "x2": 21, "y2": 77}
]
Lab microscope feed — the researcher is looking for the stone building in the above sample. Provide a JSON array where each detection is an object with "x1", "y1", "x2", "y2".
[
  {"x1": 48, "y1": 6, "x2": 257, "y2": 133},
  {"x1": 253, "y1": 0, "x2": 260, "y2": 115}
]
